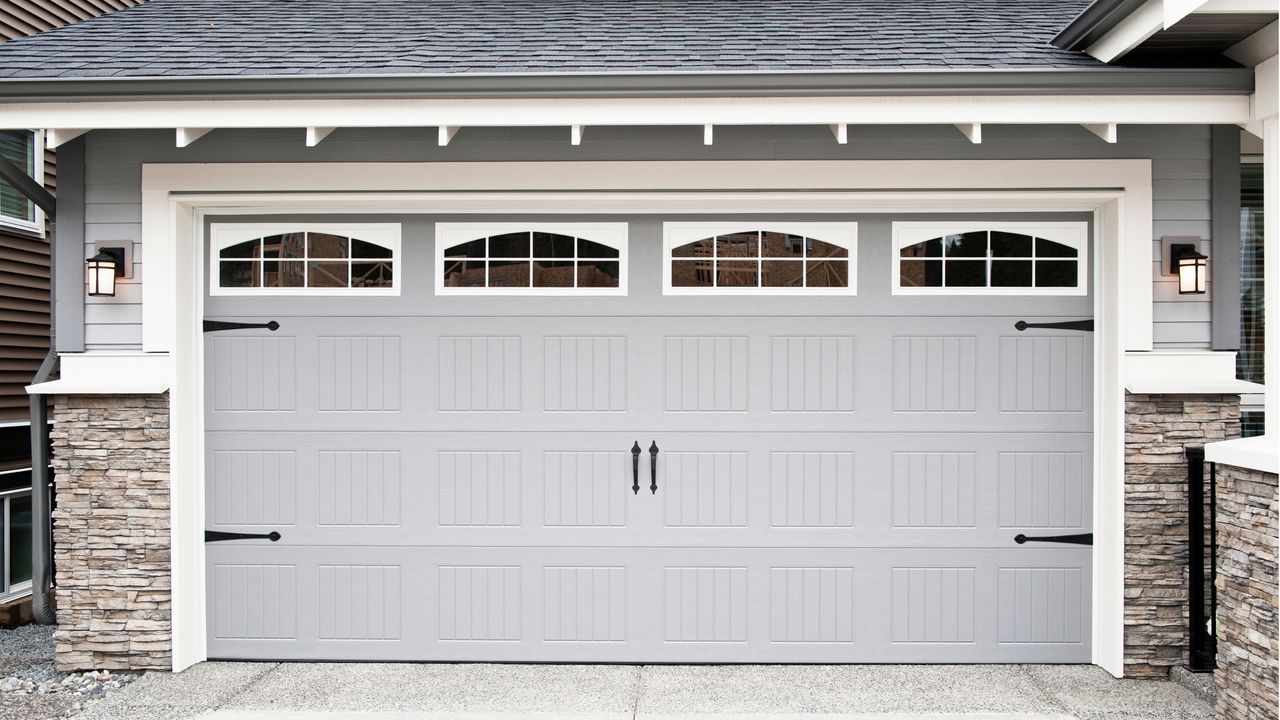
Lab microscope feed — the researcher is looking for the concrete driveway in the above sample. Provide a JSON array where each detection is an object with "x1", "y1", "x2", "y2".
[{"x1": 73, "y1": 662, "x2": 1213, "y2": 720}]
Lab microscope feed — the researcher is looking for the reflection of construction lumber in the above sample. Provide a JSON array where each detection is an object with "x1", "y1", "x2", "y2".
[{"x1": 444, "y1": 260, "x2": 618, "y2": 288}]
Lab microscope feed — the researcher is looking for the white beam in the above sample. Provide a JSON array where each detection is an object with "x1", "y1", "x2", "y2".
[
  {"x1": 1083, "y1": 123, "x2": 1119, "y2": 143},
  {"x1": 305, "y1": 126, "x2": 335, "y2": 147},
  {"x1": 3, "y1": 94, "x2": 1251, "y2": 133},
  {"x1": 1164, "y1": 0, "x2": 1210, "y2": 28},
  {"x1": 437, "y1": 125, "x2": 459, "y2": 147},
  {"x1": 1085, "y1": 0, "x2": 1163, "y2": 62},
  {"x1": 175, "y1": 127, "x2": 211, "y2": 148},
  {"x1": 954, "y1": 123, "x2": 982, "y2": 144},
  {"x1": 829, "y1": 123, "x2": 848, "y2": 144},
  {"x1": 703, "y1": 124, "x2": 713, "y2": 145},
  {"x1": 571, "y1": 124, "x2": 584, "y2": 146},
  {"x1": 44, "y1": 128, "x2": 87, "y2": 149}
]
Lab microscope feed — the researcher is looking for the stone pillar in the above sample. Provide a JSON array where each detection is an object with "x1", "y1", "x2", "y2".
[
  {"x1": 1215, "y1": 464, "x2": 1278, "y2": 720},
  {"x1": 49, "y1": 394, "x2": 171, "y2": 671},
  {"x1": 1123, "y1": 392, "x2": 1240, "y2": 678}
]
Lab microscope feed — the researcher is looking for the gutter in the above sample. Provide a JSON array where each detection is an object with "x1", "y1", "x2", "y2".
[
  {"x1": 0, "y1": 67, "x2": 1254, "y2": 101},
  {"x1": 1052, "y1": 0, "x2": 1150, "y2": 51}
]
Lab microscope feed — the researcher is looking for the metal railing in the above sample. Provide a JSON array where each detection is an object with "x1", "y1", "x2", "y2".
[{"x1": 1186, "y1": 447, "x2": 1217, "y2": 672}]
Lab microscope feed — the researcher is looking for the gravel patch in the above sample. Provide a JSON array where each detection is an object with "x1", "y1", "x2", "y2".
[{"x1": 0, "y1": 624, "x2": 139, "y2": 719}]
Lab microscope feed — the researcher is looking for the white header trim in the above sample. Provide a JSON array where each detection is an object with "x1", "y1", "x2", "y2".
[
  {"x1": 891, "y1": 221, "x2": 1089, "y2": 296},
  {"x1": 434, "y1": 222, "x2": 628, "y2": 296},
  {"x1": 662, "y1": 222, "x2": 858, "y2": 296},
  {"x1": 208, "y1": 222, "x2": 400, "y2": 296}
]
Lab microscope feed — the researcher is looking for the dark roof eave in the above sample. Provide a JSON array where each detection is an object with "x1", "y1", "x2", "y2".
[
  {"x1": 0, "y1": 67, "x2": 1254, "y2": 101},
  {"x1": 1052, "y1": 0, "x2": 1150, "y2": 51}
]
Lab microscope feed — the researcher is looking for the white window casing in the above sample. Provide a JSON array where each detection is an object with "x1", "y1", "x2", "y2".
[
  {"x1": 0, "y1": 129, "x2": 45, "y2": 236},
  {"x1": 892, "y1": 221, "x2": 1089, "y2": 296},
  {"x1": 663, "y1": 222, "x2": 858, "y2": 295},
  {"x1": 435, "y1": 222, "x2": 628, "y2": 296},
  {"x1": 209, "y1": 222, "x2": 400, "y2": 296}
]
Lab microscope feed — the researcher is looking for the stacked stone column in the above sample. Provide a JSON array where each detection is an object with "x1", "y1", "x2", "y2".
[{"x1": 49, "y1": 393, "x2": 171, "y2": 671}]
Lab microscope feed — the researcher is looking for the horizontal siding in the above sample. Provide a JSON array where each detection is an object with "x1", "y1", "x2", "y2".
[
  {"x1": 0, "y1": 0, "x2": 147, "y2": 42},
  {"x1": 80, "y1": 124, "x2": 1214, "y2": 350}
]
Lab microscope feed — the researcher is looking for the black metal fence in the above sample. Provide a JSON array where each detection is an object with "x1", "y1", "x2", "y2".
[{"x1": 1186, "y1": 446, "x2": 1216, "y2": 672}]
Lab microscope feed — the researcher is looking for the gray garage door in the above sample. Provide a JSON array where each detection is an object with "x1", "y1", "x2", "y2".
[{"x1": 203, "y1": 217, "x2": 1093, "y2": 663}]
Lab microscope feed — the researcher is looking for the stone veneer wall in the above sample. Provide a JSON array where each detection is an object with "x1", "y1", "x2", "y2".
[
  {"x1": 1124, "y1": 393, "x2": 1240, "y2": 678},
  {"x1": 1215, "y1": 464, "x2": 1278, "y2": 720},
  {"x1": 49, "y1": 393, "x2": 171, "y2": 671}
]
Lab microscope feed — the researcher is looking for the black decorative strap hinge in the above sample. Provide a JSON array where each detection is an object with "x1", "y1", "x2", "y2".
[
  {"x1": 1014, "y1": 319, "x2": 1094, "y2": 332},
  {"x1": 203, "y1": 320, "x2": 280, "y2": 333},
  {"x1": 1014, "y1": 532, "x2": 1093, "y2": 546},
  {"x1": 205, "y1": 530, "x2": 281, "y2": 543}
]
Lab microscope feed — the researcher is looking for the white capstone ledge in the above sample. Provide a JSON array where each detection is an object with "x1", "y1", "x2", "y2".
[
  {"x1": 1206, "y1": 435, "x2": 1280, "y2": 475},
  {"x1": 1124, "y1": 350, "x2": 1262, "y2": 395},
  {"x1": 26, "y1": 351, "x2": 171, "y2": 395}
]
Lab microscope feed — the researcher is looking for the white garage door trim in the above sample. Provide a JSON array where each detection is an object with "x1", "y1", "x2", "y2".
[{"x1": 139, "y1": 158, "x2": 1150, "y2": 675}]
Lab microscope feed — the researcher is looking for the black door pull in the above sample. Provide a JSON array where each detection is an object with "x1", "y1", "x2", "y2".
[
  {"x1": 1014, "y1": 319, "x2": 1093, "y2": 332},
  {"x1": 631, "y1": 442, "x2": 641, "y2": 495},
  {"x1": 649, "y1": 441, "x2": 659, "y2": 494},
  {"x1": 205, "y1": 530, "x2": 282, "y2": 542},
  {"x1": 1014, "y1": 532, "x2": 1093, "y2": 546},
  {"x1": 203, "y1": 320, "x2": 280, "y2": 333}
]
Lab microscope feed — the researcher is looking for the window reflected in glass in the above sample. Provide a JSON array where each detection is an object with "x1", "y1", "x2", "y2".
[
  {"x1": 1035, "y1": 261, "x2": 1078, "y2": 287},
  {"x1": 807, "y1": 260, "x2": 848, "y2": 287},
  {"x1": 487, "y1": 260, "x2": 531, "y2": 287},
  {"x1": 489, "y1": 232, "x2": 530, "y2": 258},
  {"x1": 353, "y1": 262, "x2": 394, "y2": 288},
  {"x1": 901, "y1": 238, "x2": 941, "y2": 258},
  {"x1": 900, "y1": 259, "x2": 942, "y2": 287},
  {"x1": 577, "y1": 260, "x2": 620, "y2": 287},
  {"x1": 991, "y1": 231, "x2": 1032, "y2": 257},
  {"x1": 220, "y1": 239, "x2": 261, "y2": 259},
  {"x1": 219, "y1": 261, "x2": 257, "y2": 287},
  {"x1": 671, "y1": 259, "x2": 710, "y2": 287},
  {"x1": 308, "y1": 261, "x2": 349, "y2": 288},
  {"x1": 761, "y1": 232, "x2": 803, "y2": 258},
  {"x1": 308, "y1": 233, "x2": 349, "y2": 259},
  {"x1": 716, "y1": 232, "x2": 759, "y2": 258},
  {"x1": 944, "y1": 232, "x2": 987, "y2": 257},
  {"x1": 991, "y1": 260, "x2": 1032, "y2": 287},
  {"x1": 762, "y1": 260, "x2": 805, "y2": 287},
  {"x1": 944, "y1": 260, "x2": 986, "y2": 286}
]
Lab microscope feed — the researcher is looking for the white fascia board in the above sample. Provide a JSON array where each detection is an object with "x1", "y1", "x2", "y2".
[
  {"x1": 1, "y1": 93, "x2": 1252, "y2": 132},
  {"x1": 26, "y1": 351, "x2": 172, "y2": 395},
  {"x1": 1086, "y1": 0, "x2": 1164, "y2": 62}
]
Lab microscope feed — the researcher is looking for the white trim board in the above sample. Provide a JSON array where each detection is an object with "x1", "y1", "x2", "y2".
[
  {"x1": 0, "y1": 94, "x2": 1251, "y2": 134},
  {"x1": 890, "y1": 221, "x2": 1089, "y2": 296},
  {"x1": 661, "y1": 222, "x2": 858, "y2": 296},
  {"x1": 137, "y1": 159, "x2": 1150, "y2": 676},
  {"x1": 434, "y1": 222, "x2": 628, "y2": 296}
]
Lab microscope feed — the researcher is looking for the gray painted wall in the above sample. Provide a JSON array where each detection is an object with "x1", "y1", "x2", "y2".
[{"x1": 74, "y1": 123, "x2": 1213, "y2": 350}]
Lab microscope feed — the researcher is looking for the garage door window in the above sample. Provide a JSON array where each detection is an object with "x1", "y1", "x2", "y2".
[
  {"x1": 210, "y1": 224, "x2": 400, "y2": 295},
  {"x1": 664, "y1": 222, "x2": 857, "y2": 295},
  {"x1": 436, "y1": 223, "x2": 628, "y2": 295},
  {"x1": 893, "y1": 222, "x2": 1087, "y2": 296}
]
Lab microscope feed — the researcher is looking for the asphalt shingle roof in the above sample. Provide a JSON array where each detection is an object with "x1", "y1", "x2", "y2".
[{"x1": 0, "y1": 0, "x2": 1105, "y2": 79}]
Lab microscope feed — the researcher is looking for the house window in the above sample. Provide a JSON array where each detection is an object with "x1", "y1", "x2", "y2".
[
  {"x1": 0, "y1": 130, "x2": 43, "y2": 234},
  {"x1": 663, "y1": 223, "x2": 857, "y2": 295},
  {"x1": 210, "y1": 224, "x2": 400, "y2": 295},
  {"x1": 892, "y1": 223, "x2": 1087, "y2": 295},
  {"x1": 1238, "y1": 160, "x2": 1264, "y2": 437},
  {"x1": 436, "y1": 223, "x2": 628, "y2": 295}
]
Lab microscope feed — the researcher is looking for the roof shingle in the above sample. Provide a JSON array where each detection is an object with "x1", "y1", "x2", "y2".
[{"x1": 0, "y1": 0, "x2": 1105, "y2": 79}]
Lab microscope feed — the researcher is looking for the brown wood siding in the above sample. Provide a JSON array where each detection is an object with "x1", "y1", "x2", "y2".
[{"x1": 0, "y1": 0, "x2": 145, "y2": 42}]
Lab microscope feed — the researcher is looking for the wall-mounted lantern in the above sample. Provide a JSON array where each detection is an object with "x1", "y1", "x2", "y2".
[
  {"x1": 1170, "y1": 243, "x2": 1208, "y2": 295},
  {"x1": 86, "y1": 249, "x2": 122, "y2": 297}
]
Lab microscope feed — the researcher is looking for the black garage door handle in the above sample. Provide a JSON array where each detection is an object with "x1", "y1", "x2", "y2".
[
  {"x1": 203, "y1": 319, "x2": 280, "y2": 333},
  {"x1": 649, "y1": 441, "x2": 659, "y2": 494},
  {"x1": 631, "y1": 442, "x2": 641, "y2": 495},
  {"x1": 1014, "y1": 319, "x2": 1093, "y2": 332},
  {"x1": 205, "y1": 530, "x2": 282, "y2": 542},
  {"x1": 1014, "y1": 532, "x2": 1093, "y2": 546}
]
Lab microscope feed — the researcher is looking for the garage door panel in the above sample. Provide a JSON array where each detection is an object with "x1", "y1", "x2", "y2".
[
  {"x1": 204, "y1": 216, "x2": 1093, "y2": 664},
  {"x1": 205, "y1": 316, "x2": 1089, "y2": 435}
]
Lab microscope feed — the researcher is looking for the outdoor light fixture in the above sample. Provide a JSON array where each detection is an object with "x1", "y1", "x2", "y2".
[
  {"x1": 86, "y1": 250, "x2": 121, "y2": 297},
  {"x1": 1170, "y1": 243, "x2": 1208, "y2": 295}
]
